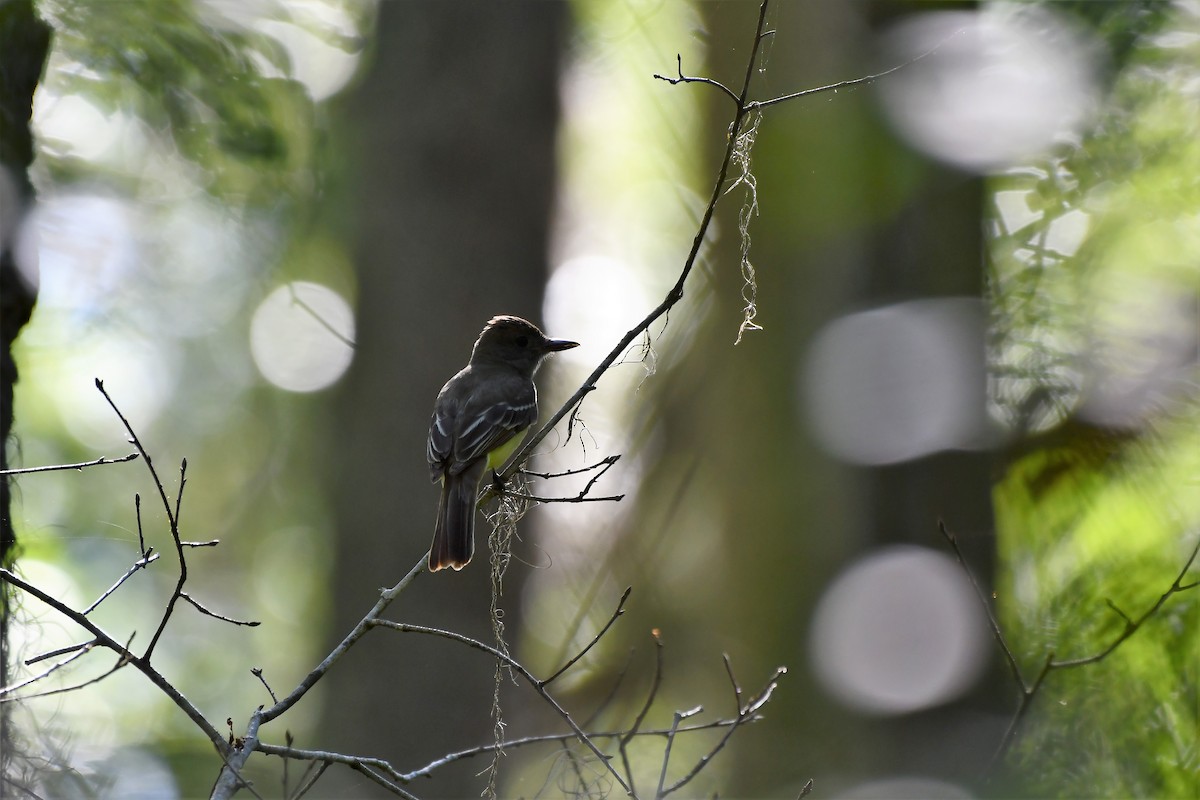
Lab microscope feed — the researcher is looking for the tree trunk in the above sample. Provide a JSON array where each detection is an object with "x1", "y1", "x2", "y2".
[
  {"x1": 0, "y1": 1, "x2": 51, "y2": 787},
  {"x1": 320, "y1": 4, "x2": 564, "y2": 796}
]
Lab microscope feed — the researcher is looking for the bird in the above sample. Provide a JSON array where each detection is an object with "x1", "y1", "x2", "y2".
[{"x1": 426, "y1": 315, "x2": 579, "y2": 571}]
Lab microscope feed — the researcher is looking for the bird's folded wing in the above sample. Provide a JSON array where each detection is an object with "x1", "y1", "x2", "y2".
[{"x1": 450, "y1": 392, "x2": 537, "y2": 474}]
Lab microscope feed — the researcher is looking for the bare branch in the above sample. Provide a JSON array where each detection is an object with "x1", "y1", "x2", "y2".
[
  {"x1": 1, "y1": 634, "x2": 133, "y2": 704},
  {"x1": 938, "y1": 520, "x2": 1027, "y2": 691},
  {"x1": 747, "y1": 27, "x2": 953, "y2": 111},
  {"x1": 371, "y1": 619, "x2": 632, "y2": 796},
  {"x1": 663, "y1": 663, "x2": 787, "y2": 796},
  {"x1": 251, "y1": 668, "x2": 279, "y2": 705},
  {"x1": 0, "y1": 567, "x2": 226, "y2": 750},
  {"x1": 210, "y1": 710, "x2": 265, "y2": 800},
  {"x1": 259, "y1": 554, "x2": 426, "y2": 724},
  {"x1": 621, "y1": 629, "x2": 665, "y2": 796},
  {"x1": 940, "y1": 520, "x2": 1200, "y2": 768},
  {"x1": 503, "y1": 490, "x2": 625, "y2": 504},
  {"x1": 502, "y1": 0, "x2": 775, "y2": 480},
  {"x1": 653, "y1": 53, "x2": 740, "y2": 105},
  {"x1": 542, "y1": 587, "x2": 632, "y2": 686},
  {"x1": 24, "y1": 639, "x2": 95, "y2": 666},
  {"x1": 656, "y1": 705, "x2": 703, "y2": 799},
  {"x1": 0, "y1": 451, "x2": 139, "y2": 476},
  {"x1": 180, "y1": 592, "x2": 261, "y2": 627},
  {"x1": 94, "y1": 379, "x2": 177, "y2": 531},
  {"x1": 1050, "y1": 534, "x2": 1199, "y2": 668},
  {"x1": 268, "y1": 714, "x2": 764, "y2": 784},
  {"x1": 82, "y1": 552, "x2": 160, "y2": 615},
  {"x1": 135, "y1": 493, "x2": 148, "y2": 557},
  {"x1": 521, "y1": 455, "x2": 621, "y2": 481},
  {"x1": 94, "y1": 379, "x2": 191, "y2": 662},
  {"x1": 0, "y1": 642, "x2": 95, "y2": 698}
]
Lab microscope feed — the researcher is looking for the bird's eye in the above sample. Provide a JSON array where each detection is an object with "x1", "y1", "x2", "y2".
[{"x1": 515, "y1": 335, "x2": 529, "y2": 347}]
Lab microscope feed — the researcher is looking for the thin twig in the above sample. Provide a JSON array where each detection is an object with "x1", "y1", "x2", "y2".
[
  {"x1": 258, "y1": 554, "x2": 425, "y2": 724},
  {"x1": 349, "y1": 763, "x2": 417, "y2": 799},
  {"x1": 940, "y1": 520, "x2": 1200, "y2": 769},
  {"x1": 291, "y1": 761, "x2": 331, "y2": 800},
  {"x1": 257, "y1": 743, "x2": 407, "y2": 783},
  {"x1": 721, "y1": 653, "x2": 742, "y2": 712},
  {"x1": 0, "y1": 567, "x2": 225, "y2": 749},
  {"x1": 621, "y1": 630, "x2": 665, "y2": 797},
  {"x1": 371, "y1": 619, "x2": 632, "y2": 796},
  {"x1": 1050, "y1": 534, "x2": 1199, "y2": 668},
  {"x1": 521, "y1": 455, "x2": 621, "y2": 480},
  {"x1": 23, "y1": 640, "x2": 95, "y2": 666},
  {"x1": 542, "y1": 587, "x2": 633, "y2": 686},
  {"x1": 663, "y1": 664, "x2": 787, "y2": 796},
  {"x1": 655, "y1": 705, "x2": 702, "y2": 799},
  {"x1": 181, "y1": 592, "x2": 261, "y2": 627},
  {"x1": 653, "y1": 53, "x2": 740, "y2": 105},
  {"x1": 251, "y1": 668, "x2": 278, "y2": 705},
  {"x1": 94, "y1": 379, "x2": 190, "y2": 663},
  {"x1": 503, "y1": 490, "x2": 626, "y2": 504},
  {"x1": 747, "y1": 29, "x2": 951, "y2": 111},
  {"x1": 937, "y1": 520, "x2": 1026, "y2": 691},
  {"x1": 502, "y1": 0, "x2": 774, "y2": 482},
  {"x1": 0, "y1": 451, "x2": 139, "y2": 476},
  {"x1": 82, "y1": 553, "x2": 160, "y2": 615},
  {"x1": 262, "y1": 715, "x2": 762, "y2": 784},
  {"x1": 135, "y1": 493, "x2": 148, "y2": 557},
  {"x1": 0, "y1": 642, "x2": 95, "y2": 698}
]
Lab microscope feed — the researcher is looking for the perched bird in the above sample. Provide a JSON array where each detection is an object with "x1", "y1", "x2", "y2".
[{"x1": 426, "y1": 315, "x2": 578, "y2": 571}]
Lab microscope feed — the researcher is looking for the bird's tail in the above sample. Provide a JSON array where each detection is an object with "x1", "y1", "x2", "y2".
[{"x1": 429, "y1": 462, "x2": 484, "y2": 571}]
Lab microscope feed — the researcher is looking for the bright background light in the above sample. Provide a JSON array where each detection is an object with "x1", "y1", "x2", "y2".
[
  {"x1": 877, "y1": 7, "x2": 1099, "y2": 172},
  {"x1": 802, "y1": 298, "x2": 991, "y2": 465},
  {"x1": 250, "y1": 281, "x2": 356, "y2": 393},
  {"x1": 810, "y1": 545, "x2": 990, "y2": 715}
]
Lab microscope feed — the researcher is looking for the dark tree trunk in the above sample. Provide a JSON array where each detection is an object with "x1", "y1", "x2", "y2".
[
  {"x1": 320, "y1": 4, "x2": 564, "y2": 796},
  {"x1": 0, "y1": 1, "x2": 51, "y2": 788}
]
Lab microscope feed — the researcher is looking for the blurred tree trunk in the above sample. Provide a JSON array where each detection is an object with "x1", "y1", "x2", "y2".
[
  {"x1": 0, "y1": 0, "x2": 51, "y2": 784},
  {"x1": 632, "y1": 1, "x2": 994, "y2": 791},
  {"x1": 321, "y1": 4, "x2": 564, "y2": 796}
]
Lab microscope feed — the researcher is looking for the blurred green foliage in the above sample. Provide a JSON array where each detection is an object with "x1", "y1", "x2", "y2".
[{"x1": 990, "y1": 3, "x2": 1200, "y2": 796}]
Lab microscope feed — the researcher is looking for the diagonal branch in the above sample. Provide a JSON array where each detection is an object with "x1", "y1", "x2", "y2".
[
  {"x1": 939, "y1": 520, "x2": 1200, "y2": 768},
  {"x1": 502, "y1": 0, "x2": 774, "y2": 481},
  {"x1": 371, "y1": 619, "x2": 632, "y2": 795},
  {"x1": 542, "y1": 586, "x2": 632, "y2": 687},
  {"x1": 0, "y1": 567, "x2": 225, "y2": 750}
]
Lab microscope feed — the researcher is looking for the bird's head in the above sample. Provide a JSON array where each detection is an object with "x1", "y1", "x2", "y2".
[{"x1": 470, "y1": 315, "x2": 578, "y2": 373}]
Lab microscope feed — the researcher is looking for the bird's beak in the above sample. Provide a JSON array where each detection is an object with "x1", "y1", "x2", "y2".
[{"x1": 544, "y1": 338, "x2": 579, "y2": 352}]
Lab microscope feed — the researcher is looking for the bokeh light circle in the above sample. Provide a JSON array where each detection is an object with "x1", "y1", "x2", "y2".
[
  {"x1": 809, "y1": 545, "x2": 989, "y2": 715},
  {"x1": 877, "y1": 7, "x2": 1098, "y2": 172},
  {"x1": 802, "y1": 299, "x2": 989, "y2": 465},
  {"x1": 250, "y1": 281, "x2": 355, "y2": 393}
]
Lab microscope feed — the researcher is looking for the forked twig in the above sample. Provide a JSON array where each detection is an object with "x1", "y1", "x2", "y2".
[
  {"x1": 938, "y1": 520, "x2": 1200, "y2": 767},
  {"x1": 370, "y1": 619, "x2": 632, "y2": 795}
]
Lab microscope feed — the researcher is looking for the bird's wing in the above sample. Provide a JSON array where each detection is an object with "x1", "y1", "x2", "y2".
[
  {"x1": 450, "y1": 380, "x2": 537, "y2": 475},
  {"x1": 428, "y1": 368, "x2": 469, "y2": 480}
]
